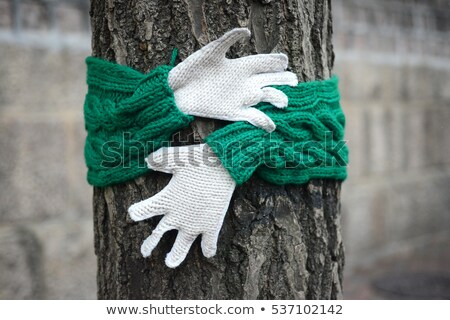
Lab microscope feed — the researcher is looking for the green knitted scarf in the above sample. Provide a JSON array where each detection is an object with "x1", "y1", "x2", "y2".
[
  {"x1": 84, "y1": 57, "x2": 348, "y2": 187},
  {"x1": 206, "y1": 76, "x2": 348, "y2": 185},
  {"x1": 84, "y1": 57, "x2": 193, "y2": 186}
]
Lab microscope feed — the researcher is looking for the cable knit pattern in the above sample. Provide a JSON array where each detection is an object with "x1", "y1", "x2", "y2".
[
  {"x1": 205, "y1": 76, "x2": 348, "y2": 185},
  {"x1": 84, "y1": 57, "x2": 193, "y2": 187},
  {"x1": 128, "y1": 144, "x2": 236, "y2": 268},
  {"x1": 84, "y1": 57, "x2": 347, "y2": 188}
]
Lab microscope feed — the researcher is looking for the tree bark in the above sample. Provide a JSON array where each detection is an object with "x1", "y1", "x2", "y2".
[{"x1": 90, "y1": 0, "x2": 344, "y2": 299}]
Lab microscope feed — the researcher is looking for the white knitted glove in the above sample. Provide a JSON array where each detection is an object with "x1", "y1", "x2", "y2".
[
  {"x1": 128, "y1": 144, "x2": 236, "y2": 268},
  {"x1": 168, "y1": 28, "x2": 298, "y2": 132}
]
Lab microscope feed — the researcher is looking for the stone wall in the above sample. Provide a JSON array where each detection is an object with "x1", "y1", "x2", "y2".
[
  {"x1": 0, "y1": 0, "x2": 94, "y2": 299},
  {"x1": 333, "y1": 0, "x2": 450, "y2": 296},
  {"x1": 0, "y1": 0, "x2": 449, "y2": 299}
]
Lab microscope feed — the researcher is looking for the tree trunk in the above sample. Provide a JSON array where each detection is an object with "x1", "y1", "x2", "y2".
[{"x1": 90, "y1": 0, "x2": 344, "y2": 299}]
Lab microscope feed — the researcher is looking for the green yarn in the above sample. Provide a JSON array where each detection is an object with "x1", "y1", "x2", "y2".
[
  {"x1": 83, "y1": 56, "x2": 347, "y2": 188},
  {"x1": 84, "y1": 57, "x2": 193, "y2": 187},
  {"x1": 205, "y1": 76, "x2": 348, "y2": 185},
  {"x1": 170, "y1": 48, "x2": 179, "y2": 67}
]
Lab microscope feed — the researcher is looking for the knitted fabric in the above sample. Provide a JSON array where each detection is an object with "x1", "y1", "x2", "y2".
[
  {"x1": 128, "y1": 144, "x2": 236, "y2": 268},
  {"x1": 84, "y1": 58, "x2": 347, "y2": 187},
  {"x1": 84, "y1": 57, "x2": 193, "y2": 187},
  {"x1": 168, "y1": 28, "x2": 298, "y2": 133},
  {"x1": 205, "y1": 76, "x2": 348, "y2": 185}
]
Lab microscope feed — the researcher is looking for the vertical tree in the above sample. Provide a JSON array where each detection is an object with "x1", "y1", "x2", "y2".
[{"x1": 90, "y1": 0, "x2": 343, "y2": 299}]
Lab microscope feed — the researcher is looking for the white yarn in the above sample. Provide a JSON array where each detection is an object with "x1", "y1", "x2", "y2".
[
  {"x1": 128, "y1": 144, "x2": 236, "y2": 268},
  {"x1": 128, "y1": 29, "x2": 298, "y2": 267},
  {"x1": 168, "y1": 28, "x2": 298, "y2": 132}
]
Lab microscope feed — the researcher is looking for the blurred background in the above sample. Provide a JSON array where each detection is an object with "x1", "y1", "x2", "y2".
[{"x1": 0, "y1": 0, "x2": 449, "y2": 299}]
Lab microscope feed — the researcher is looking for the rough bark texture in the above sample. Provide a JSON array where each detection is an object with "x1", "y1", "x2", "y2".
[{"x1": 90, "y1": 0, "x2": 344, "y2": 299}]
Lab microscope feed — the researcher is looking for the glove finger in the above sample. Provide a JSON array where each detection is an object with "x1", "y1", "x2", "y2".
[
  {"x1": 201, "y1": 232, "x2": 219, "y2": 258},
  {"x1": 145, "y1": 147, "x2": 176, "y2": 174},
  {"x1": 237, "y1": 53, "x2": 288, "y2": 74},
  {"x1": 260, "y1": 87, "x2": 289, "y2": 109},
  {"x1": 165, "y1": 231, "x2": 197, "y2": 268},
  {"x1": 141, "y1": 219, "x2": 174, "y2": 258},
  {"x1": 204, "y1": 28, "x2": 251, "y2": 58},
  {"x1": 241, "y1": 88, "x2": 263, "y2": 108},
  {"x1": 168, "y1": 28, "x2": 251, "y2": 90},
  {"x1": 128, "y1": 180, "x2": 175, "y2": 221},
  {"x1": 250, "y1": 71, "x2": 298, "y2": 88},
  {"x1": 146, "y1": 145, "x2": 206, "y2": 173},
  {"x1": 239, "y1": 107, "x2": 276, "y2": 133}
]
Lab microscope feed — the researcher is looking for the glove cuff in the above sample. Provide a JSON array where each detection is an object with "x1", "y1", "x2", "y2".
[
  {"x1": 205, "y1": 76, "x2": 348, "y2": 185},
  {"x1": 84, "y1": 57, "x2": 194, "y2": 187}
]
